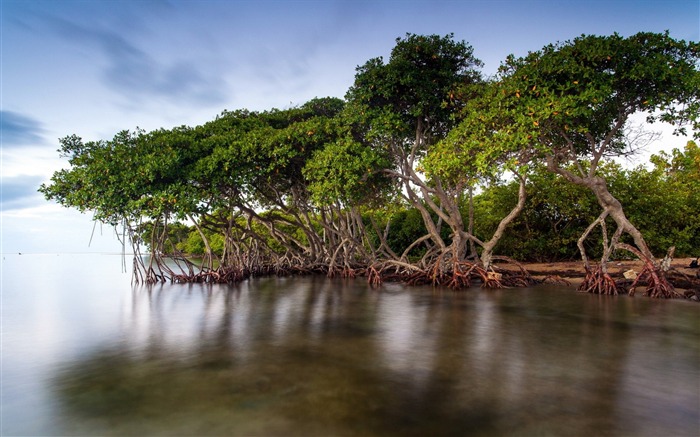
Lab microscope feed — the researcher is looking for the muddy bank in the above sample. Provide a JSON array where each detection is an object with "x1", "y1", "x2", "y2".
[{"x1": 507, "y1": 257, "x2": 700, "y2": 296}]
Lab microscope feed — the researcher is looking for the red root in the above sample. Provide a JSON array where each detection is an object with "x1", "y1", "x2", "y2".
[
  {"x1": 579, "y1": 266, "x2": 619, "y2": 295},
  {"x1": 628, "y1": 259, "x2": 682, "y2": 298},
  {"x1": 367, "y1": 265, "x2": 383, "y2": 287}
]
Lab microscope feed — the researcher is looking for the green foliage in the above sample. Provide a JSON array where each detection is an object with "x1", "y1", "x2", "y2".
[
  {"x1": 177, "y1": 229, "x2": 224, "y2": 256},
  {"x1": 346, "y1": 32, "x2": 483, "y2": 147},
  {"x1": 303, "y1": 137, "x2": 393, "y2": 206},
  {"x1": 425, "y1": 81, "x2": 533, "y2": 186},
  {"x1": 473, "y1": 152, "x2": 700, "y2": 261},
  {"x1": 137, "y1": 221, "x2": 190, "y2": 252},
  {"x1": 360, "y1": 204, "x2": 453, "y2": 261},
  {"x1": 472, "y1": 166, "x2": 600, "y2": 261},
  {"x1": 40, "y1": 33, "x2": 699, "y2": 269},
  {"x1": 384, "y1": 207, "x2": 430, "y2": 259},
  {"x1": 193, "y1": 97, "x2": 348, "y2": 210},
  {"x1": 41, "y1": 130, "x2": 153, "y2": 225},
  {"x1": 616, "y1": 141, "x2": 700, "y2": 256},
  {"x1": 498, "y1": 31, "x2": 700, "y2": 158}
]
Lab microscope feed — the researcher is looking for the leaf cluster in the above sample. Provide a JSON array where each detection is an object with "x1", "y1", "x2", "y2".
[{"x1": 346, "y1": 33, "x2": 483, "y2": 147}]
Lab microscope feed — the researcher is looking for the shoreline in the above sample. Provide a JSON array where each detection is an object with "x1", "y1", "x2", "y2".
[{"x1": 510, "y1": 257, "x2": 700, "y2": 296}]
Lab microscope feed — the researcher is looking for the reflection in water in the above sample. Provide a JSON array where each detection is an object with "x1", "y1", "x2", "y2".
[{"x1": 7, "y1": 272, "x2": 696, "y2": 436}]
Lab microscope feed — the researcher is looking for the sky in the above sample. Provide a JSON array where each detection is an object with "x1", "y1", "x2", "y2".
[{"x1": 1, "y1": 0, "x2": 698, "y2": 254}]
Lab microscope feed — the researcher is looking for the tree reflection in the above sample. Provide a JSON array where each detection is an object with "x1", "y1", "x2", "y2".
[{"x1": 52, "y1": 281, "x2": 700, "y2": 436}]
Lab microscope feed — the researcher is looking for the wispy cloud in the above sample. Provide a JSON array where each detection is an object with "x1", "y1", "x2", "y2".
[
  {"x1": 1, "y1": 111, "x2": 45, "y2": 147},
  {"x1": 0, "y1": 175, "x2": 47, "y2": 212},
  {"x1": 43, "y1": 13, "x2": 227, "y2": 108}
]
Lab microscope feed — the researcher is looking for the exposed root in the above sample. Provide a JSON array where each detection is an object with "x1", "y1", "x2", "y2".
[
  {"x1": 482, "y1": 270, "x2": 503, "y2": 289},
  {"x1": 384, "y1": 257, "x2": 536, "y2": 290},
  {"x1": 579, "y1": 266, "x2": 620, "y2": 295},
  {"x1": 327, "y1": 266, "x2": 342, "y2": 279},
  {"x1": 131, "y1": 252, "x2": 539, "y2": 292},
  {"x1": 627, "y1": 258, "x2": 682, "y2": 299},
  {"x1": 489, "y1": 256, "x2": 539, "y2": 288},
  {"x1": 615, "y1": 243, "x2": 682, "y2": 299},
  {"x1": 448, "y1": 260, "x2": 477, "y2": 289},
  {"x1": 170, "y1": 266, "x2": 251, "y2": 284},
  {"x1": 341, "y1": 266, "x2": 358, "y2": 279},
  {"x1": 367, "y1": 264, "x2": 383, "y2": 288}
]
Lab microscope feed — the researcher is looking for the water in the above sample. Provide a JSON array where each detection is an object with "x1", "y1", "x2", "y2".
[{"x1": 2, "y1": 254, "x2": 699, "y2": 436}]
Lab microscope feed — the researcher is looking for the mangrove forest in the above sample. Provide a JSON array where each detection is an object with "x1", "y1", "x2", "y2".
[{"x1": 40, "y1": 32, "x2": 700, "y2": 298}]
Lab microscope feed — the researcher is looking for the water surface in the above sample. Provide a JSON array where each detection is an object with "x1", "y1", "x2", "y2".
[{"x1": 2, "y1": 254, "x2": 699, "y2": 436}]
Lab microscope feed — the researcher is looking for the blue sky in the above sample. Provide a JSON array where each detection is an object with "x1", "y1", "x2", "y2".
[{"x1": 1, "y1": 0, "x2": 698, "y2": 254}]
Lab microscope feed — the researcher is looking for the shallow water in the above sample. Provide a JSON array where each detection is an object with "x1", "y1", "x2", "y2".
[{"x1": 2, "y1": 254, "x2": 699, "y2": 436}]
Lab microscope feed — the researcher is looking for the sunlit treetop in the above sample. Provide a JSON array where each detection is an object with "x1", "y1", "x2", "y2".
[
  {"x1": 346, "y1": 33, "x2": 483, "y2": 147},
  {"x1": 498, "y1": 31, "x2": 700, "y2": 157}
]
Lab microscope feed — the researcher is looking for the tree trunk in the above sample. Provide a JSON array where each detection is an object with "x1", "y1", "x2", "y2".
[
  {"x1": 547, "y1": 159, "x2": 677, "y2": 297},
  {"x1": 188, "y1": 214, "x2": 215, "y2": 271},
  {"x1": 546, "y1": 158, "x2": 656, "y2": 267},
  {"x1": 467, "y1": 186, "x2": 478, "y2": 260},
  {"x1": 480, "y1": 175, "x2": 527, "y2": 271},
  {"x1": 585, "y1": 176, "x2": 656, "y2": 264}
]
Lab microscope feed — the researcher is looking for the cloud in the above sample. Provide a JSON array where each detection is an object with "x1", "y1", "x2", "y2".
[
  {"x1": 0, "y1": 111, "x2": 45, "y2": 147},
  {"x1": 0, "y1": 175, "x2": 47, "y2": 212},
  {"x1": 44, "y1": 13, "x2": 227, "y2": 108}
]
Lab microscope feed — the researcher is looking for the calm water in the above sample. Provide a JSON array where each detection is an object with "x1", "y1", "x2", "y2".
[{"x1": 2, "y1": 254, "x2": 699, "y2": 436}]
